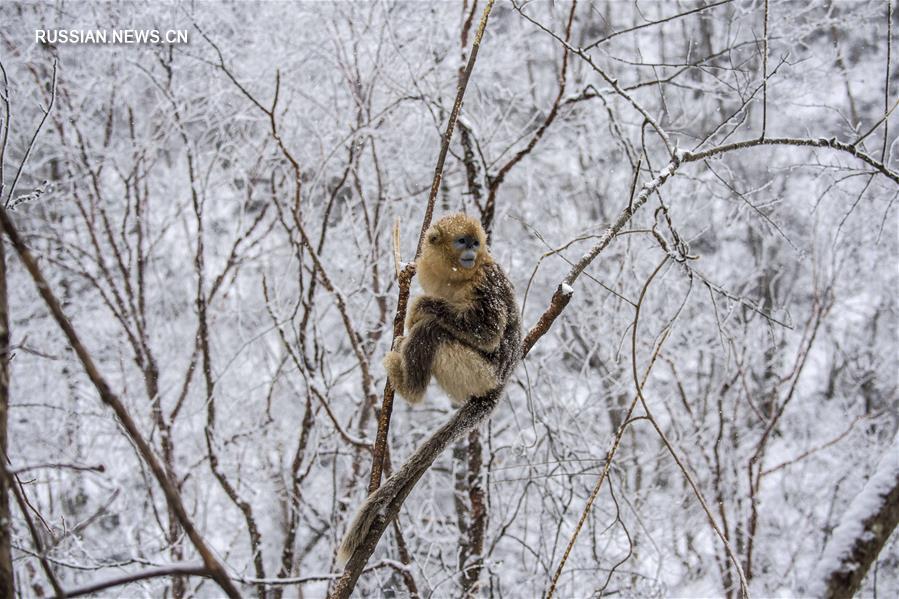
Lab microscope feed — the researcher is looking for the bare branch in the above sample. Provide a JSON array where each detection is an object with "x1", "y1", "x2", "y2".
[
  {"x1": 0, "y1": 207, "x2": 242, "y2": 598},
  {"x1": 5, "y1": 58, "x2": 56, "y2": 208},
  {"x1": 64, "y1": 564, "x2": 210, "y2": 598}
]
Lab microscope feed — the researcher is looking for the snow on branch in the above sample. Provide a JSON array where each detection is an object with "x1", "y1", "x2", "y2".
[{"x1": 807, "y1": 435, "x2": 899, "y2": 598}]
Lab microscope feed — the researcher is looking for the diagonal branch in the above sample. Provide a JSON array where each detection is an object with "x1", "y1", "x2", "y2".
[
  {"x1": 4, "y1": 58, "x2": 57, "y2": 208},
  {"x1": 807, "y1": 436, "x2": 899, "y2": 598},
  {"x1": 0, "y1": 207, "x2": 242, "y2": 599},
  {"x1": 522, "y1": 133, "x2": 899, "y2": 355}
]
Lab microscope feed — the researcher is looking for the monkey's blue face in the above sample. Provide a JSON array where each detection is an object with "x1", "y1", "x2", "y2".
[{"x1": 454, "y1": 235, "x2": 480, "y2": 269}]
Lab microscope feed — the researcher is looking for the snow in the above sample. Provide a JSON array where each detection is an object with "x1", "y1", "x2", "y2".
[
  {"x1": 807, "y1": 434, "x2": 899, "y2": 596},
  {"x1": 4, "y1": 0, "x2": 898, "y2": 596}
]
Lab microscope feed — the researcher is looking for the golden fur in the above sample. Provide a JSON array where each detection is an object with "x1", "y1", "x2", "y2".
[
  {"x1": 416, "y1": 213, "x2": 490, "y2": 306},
  {"x1": 432, "y1": 342, "x2": 498, "y2": 406}
]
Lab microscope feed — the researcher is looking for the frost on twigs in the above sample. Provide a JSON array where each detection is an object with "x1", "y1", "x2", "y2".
[{"x1": 5, "y1": 1, "x2": 899, "y2": 597}]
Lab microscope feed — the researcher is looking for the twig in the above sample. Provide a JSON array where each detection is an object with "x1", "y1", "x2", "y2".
[
  {"x1": 761, "y1": 414, "x2": 871, "y2": 477},
  {"x1": 546, "y1": 259, "x2": 670, "y2": 598},
  {"x1": 851, "y1": 97, "x2": 899, "y2": 148},
  {"x1": 582, "y1": 0, "x2": 734, "y2": 51},
  {"x1": 11, "y1": 462, "x2": 105, "y2": 475},
  {"x1": 760, "y1": 0, "x2": 769, "y2": 139},
  {"x1": 5, "y1": 58, "x2": 57, "y2": 208},
  {"x1": 392, "y1": 218, "x2": 402, "y2": 281}
]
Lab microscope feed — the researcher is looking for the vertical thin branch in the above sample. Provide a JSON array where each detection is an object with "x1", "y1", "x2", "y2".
[
  {"x1": 0, "y1": 60, "x2": 10, "y2": 202},
  {"x1": 0, "y1": 195, "x2": 15, "y2": 599},
  {"x1": 413, "y1": 0, "x2": 495, "y2": 260},
  {"x1": 760, "y1": 0, "x2": 769, "y2": 139},
  {"x1": 187, "y1": 126, "x2": 266, "y2": 595},
  {"x1": 481, "y1": 0, "x2": 578, "y2": 235},
  {"x1": 0, "y1": 59, "x2": 12, "y2": 592},
  {"x1": 154, "y1": 53, "x2": 269, "y2": 593},
  {"x1": 272, "y1": 392, "x2": 315, "y2": 599},
  {"x1": 0, "y1": 57, "x2": 58, "y2": 595},
  {"x1": 367, "y1": 0, "x2": 496, "y2": 493},
  {"x1": 390, "y1": 519, "x2": 420, "y2": 598},
  {"x1": 460, "y1": 428, "x2": 486, "y2": 596},
  {"x1": 882, "y1": 0, "x2": 892, "y2": 161}
]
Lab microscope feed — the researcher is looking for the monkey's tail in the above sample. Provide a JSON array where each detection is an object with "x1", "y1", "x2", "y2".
[
  {"x1": 336, "y1": 391, "x2": 500, "y2": 568},
  {"x1": 336, "y1": 487, "x2": 388, "y2": 566}
]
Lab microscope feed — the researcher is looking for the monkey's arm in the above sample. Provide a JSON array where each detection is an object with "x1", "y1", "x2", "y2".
[{"x1": 411, "y1": 294, "x2": 507, "y2": 352}]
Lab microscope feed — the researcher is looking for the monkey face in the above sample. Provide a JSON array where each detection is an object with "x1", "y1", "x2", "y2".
[
  {"x1": 452, "y1": 234, "x2": 480, "y2": 269},
  {"x1": 419, "y1": 213, "x2": 491, "y2": 296}
]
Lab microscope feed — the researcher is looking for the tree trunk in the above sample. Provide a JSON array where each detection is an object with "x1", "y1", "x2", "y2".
[{"x1": 0, "y1": 218, "x2": 15, "y2": 596}]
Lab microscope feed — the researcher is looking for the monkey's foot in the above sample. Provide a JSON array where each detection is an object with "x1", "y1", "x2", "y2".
[{"x1": 383, "y1": 351, "x2": 424, "y2": 404}]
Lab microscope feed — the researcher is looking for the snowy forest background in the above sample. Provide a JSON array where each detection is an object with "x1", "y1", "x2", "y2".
[{"x1": 0, "y1": 0, "x2": 897, "y2": 597}]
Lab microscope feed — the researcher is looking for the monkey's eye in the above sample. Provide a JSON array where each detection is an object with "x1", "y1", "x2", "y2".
[
  {"x1": 454, "y1": 238, "x2": 466, "y2": 247},
  {"x1": 473, "y1": 241, "x2": 479, "y2": 247}
]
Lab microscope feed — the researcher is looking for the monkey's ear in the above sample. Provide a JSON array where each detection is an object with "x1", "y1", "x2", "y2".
[{"x1": 427, "y1": 225, "x2": 443, "y2": 245}]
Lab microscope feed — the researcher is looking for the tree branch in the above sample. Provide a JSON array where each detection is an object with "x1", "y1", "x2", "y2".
[
  {"x1": 64, "y1": 564, "x2": 210, "y2": 598},
  {"x1": 808, "y1": 436, "x2": 899, "y2": 598},
  {"x1": 0, "y1": 207, "x2": 242, "y2": 598}
]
